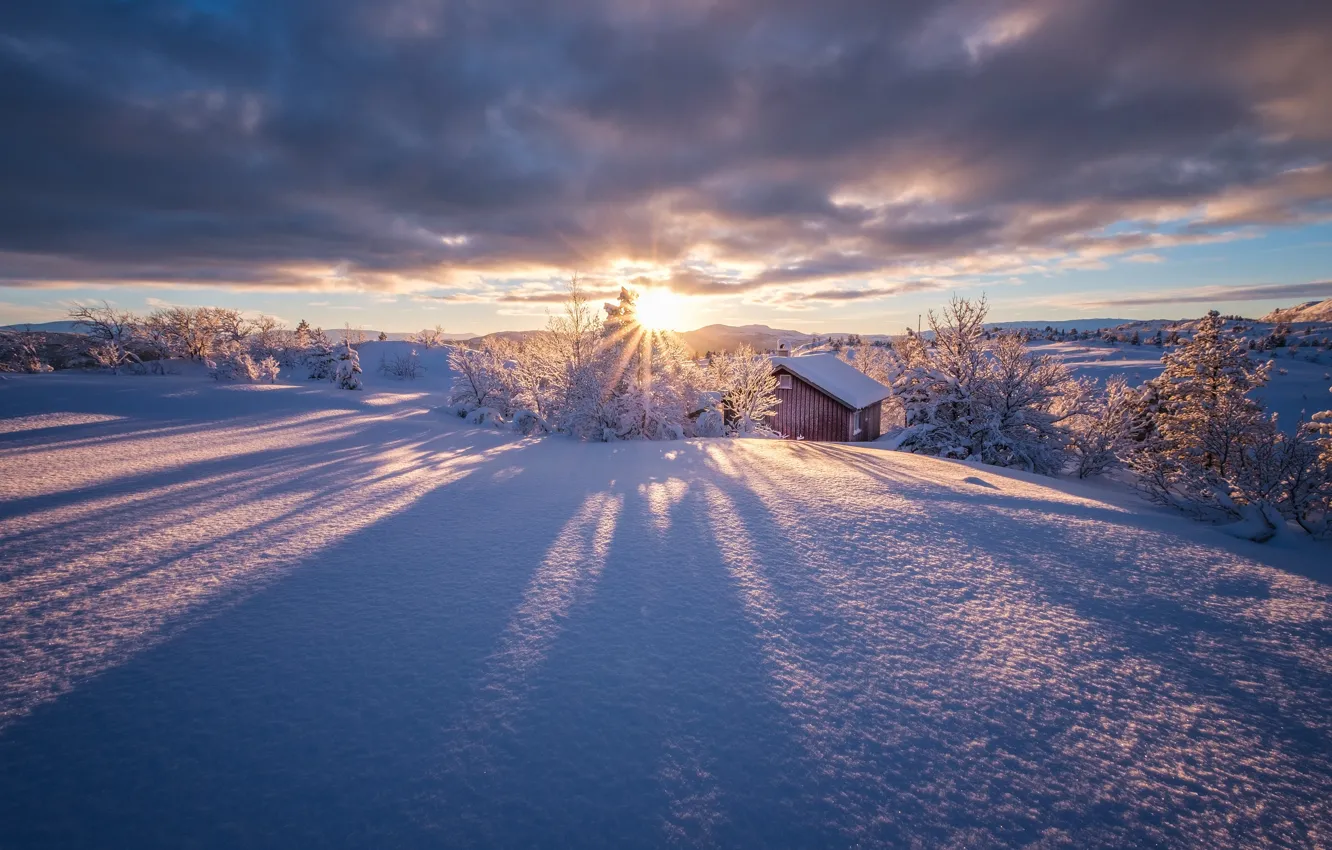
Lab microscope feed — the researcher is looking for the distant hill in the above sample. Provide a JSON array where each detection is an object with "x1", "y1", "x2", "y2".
[
  {"x1": 1260, "y1": 298, "x2": 1332, "y2": 324},
  {"x1": 0, "y1": 320, "x2": 86, "y2": 334},
  {"x1": 678, "y1": 324, "x2": 817, "y2": 355}
]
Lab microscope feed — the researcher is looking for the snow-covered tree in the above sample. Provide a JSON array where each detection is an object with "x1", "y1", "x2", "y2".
[
  {"x1": 1313, "y1": 386, "x2": 1332, "y2": 465},
  {"x1": 449, "y1": 340, "x2": 515, "y2": 413},
  {"x1": 1066, "y1": 376, "x2": 1150, "y2": 478},
  {"x1": 586, "y1": 287, "x2": 710, "y2": 440},
  {"x1": 838, "y1": 340, "x2": 892, "y2": 385},
  {"x1": 69, "y1": 302, "x2": 141, "y2": 373},
  {"x1": 882, "y1": 296, "x2": 1080, "y2": 474},
  {"x1": 256, "y1": 355, "x2": 281, "y2": 383},
  {"x1": 209, "y1": 344, "x2": 260, "y2": 381},
  {"x1": 250, "y1": 315, "x2": 286, "y2": 361},
  {"x1": 306, "y1": 328, "x2": 336, "y2": 380},
  {"x1": 1128, "y1": 311, "x2": 1296, "y2": 538},
  {"x1": 131, "y1": 314, "x2": 174, "y2": 373},
  {"x1": 968, "y1": 332, "x2": 1078, "y2": 474},
  {"x1": 1146, "y1": 311, "x2": 1271, "y2": 474},
  {"x1": 211, "y1": 309, "x2": 252, "y2": 345},
  {"x1": 713, "y1": 344, "x2": 780, "y2": 435},
  {"x1": 149, "y1": 306, "x2": 218, "y2": 361},
  {"x1": 333, "y1": 340, "x2": 362, "y2": 389}
]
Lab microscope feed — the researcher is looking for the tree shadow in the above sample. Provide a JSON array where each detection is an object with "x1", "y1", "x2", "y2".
[
  {"x1": 695, "y1": 439, "x2": 1332, "y2": 846},
  {"x1": 429, "y1": 449, "x2": 846, "y2": 848},
  {"x1": 0, "y1": 431, "x2": 596, "y2": 849}
]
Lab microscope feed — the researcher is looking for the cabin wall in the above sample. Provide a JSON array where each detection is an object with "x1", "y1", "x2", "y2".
[
  {"x1": 862, "y1": 401, "x2": 883, "y2": 442},
  {"x1": 770, "y1": 369, "x2": 854, "y2": 441}
]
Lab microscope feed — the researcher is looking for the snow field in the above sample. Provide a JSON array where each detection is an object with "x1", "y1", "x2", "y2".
[{"x1": 0, "y1": 373, "x2": 1330, "y2": 848}]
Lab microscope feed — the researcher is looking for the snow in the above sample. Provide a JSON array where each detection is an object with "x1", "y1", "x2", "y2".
[
  {"x1": 356, "y1": 340, "x2": 455, "y2": 396},
  {"x1": 773, "y1": 353, "x2": 892, "y2": 410},
  {"x1": 1032, "y1": 340, "x2": 1332, "y2": 432},
  {"x1": 2, "y1": 372, "x2": 1331, "y2": 848}
]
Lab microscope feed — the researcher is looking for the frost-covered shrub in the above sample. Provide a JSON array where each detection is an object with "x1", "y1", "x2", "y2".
[
  {"x1": 467, "y1": 407, "x2": 504, "y2": 427},
  {"x1": 512, "y1": 409, "x2": 548, "y2": 436},
  {"x1": 1065, "y1": 377, "x2": 1149, "y2": 478},
  {"x1": 0, "y1": 331, "x2": 53, "y2": 373},
  {"x1": 88, "y1": 341, "x2": 138, "y2": 374},
  {"x1": 378, "y1": 350, "x2": 424, "y2": 380},
  {"x1": 209, "y1": 345, "x2": 260, "y2": 381},
  {"x1": 333, "y1": 341, "x2": 362, "y2": 390},
  {"x1": 449, "y1": 341, "x2": 516, "y2": 413},
  {"x1": 257, "y1": 356, "x2": 281, "y2": 383}
]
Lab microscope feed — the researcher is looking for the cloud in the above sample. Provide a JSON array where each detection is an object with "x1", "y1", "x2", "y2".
[
  {"x1": 1076, "y1": 280, "x2": 1332, "y2": 308},
  {"x1": 0, "y1": 0, "x2": 1329, "y2": 303}
]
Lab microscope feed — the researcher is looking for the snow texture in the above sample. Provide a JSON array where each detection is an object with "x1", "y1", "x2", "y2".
[
  {"x1": 1, "y1": 372, "x2": 1330, "y2": 848},
  {"x1": 772, "y1": 353, "x2": 892, "y2": 410}
]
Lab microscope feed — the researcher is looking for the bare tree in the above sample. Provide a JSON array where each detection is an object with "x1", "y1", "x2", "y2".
[
  {"x1": 252, "y1": 315, "x2": 285, "y2": 354},
  {"x1": 550, "y1": 276, "x2": 601, "y2": 370},
  {"x1": 343, "y1": 323, "x2": 367, "y2": 346},
  {"x1": 68, "y1": 302, "x2": 140, "y2": 374},
  {"x1": 152, "y1": 306, "x2": 218, "y2": 360},
  {"x1": 211, "y1": 308, "x2": 252, "y2": 345},
  {"x1": 409, "y1": 325, "x2": 447, "y2": 348}
]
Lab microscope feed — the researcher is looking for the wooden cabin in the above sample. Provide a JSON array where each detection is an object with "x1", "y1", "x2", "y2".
[{"x1": 770, "y1": 354, "x2": 891, "y2": 442}]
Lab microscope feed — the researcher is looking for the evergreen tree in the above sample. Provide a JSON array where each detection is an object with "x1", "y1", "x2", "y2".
[
  {"x1": 334, "y1": 340, "x2": 362, "y2": 390},
  {"x1": 306, "y1": 328, "x2": 336, "y2": 380},
  {"x1": 1153, "y1": 311, "x2": 1270, "y2": 479}
]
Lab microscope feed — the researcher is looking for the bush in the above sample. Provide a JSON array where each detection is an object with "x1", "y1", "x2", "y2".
[{"x1": 378, "y1": 350, "x2": 425, "y2": 380}]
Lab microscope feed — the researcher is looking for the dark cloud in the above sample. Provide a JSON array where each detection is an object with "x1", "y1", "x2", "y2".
[{"x1": 0, "y1": 0, "x2": 1330, "y2": 299}]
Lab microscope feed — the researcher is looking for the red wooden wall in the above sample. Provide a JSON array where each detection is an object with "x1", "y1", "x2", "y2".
[{"x1": 862, "y1": 401, "x2": 883, "y2": 441}]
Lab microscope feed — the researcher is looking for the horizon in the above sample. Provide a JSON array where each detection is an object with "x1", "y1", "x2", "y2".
[{"x1": 2, "y1": 1, "x2": 1330, "y2": 333}]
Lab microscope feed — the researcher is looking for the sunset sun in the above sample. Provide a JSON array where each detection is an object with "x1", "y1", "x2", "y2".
[{"x1": 634, "y1": 288, "x2": 687, "y2": 331}]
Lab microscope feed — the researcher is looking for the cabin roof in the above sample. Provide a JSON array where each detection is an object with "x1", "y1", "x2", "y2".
[{"x1": 772, "y1": 354, "x2": 892, "y2": 410}]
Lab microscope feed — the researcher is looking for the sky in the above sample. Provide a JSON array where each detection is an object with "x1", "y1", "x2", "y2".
[{"x1": 2, "y1": 0, "x2": 1331, "y2": 335}]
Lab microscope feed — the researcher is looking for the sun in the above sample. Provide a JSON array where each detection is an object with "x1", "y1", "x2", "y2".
[{"x1": 634, "y1": 288, "x2": 688, "y2": 331}]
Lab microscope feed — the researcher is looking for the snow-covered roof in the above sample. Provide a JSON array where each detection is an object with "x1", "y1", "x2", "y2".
[{"x1": 772, "y1": 354, "x2": 891, "y2": 410}]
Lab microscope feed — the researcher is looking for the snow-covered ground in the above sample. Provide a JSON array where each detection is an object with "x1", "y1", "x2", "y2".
[{"x1": 2, "y1": 372, "x2": 1331, "y2": 848}]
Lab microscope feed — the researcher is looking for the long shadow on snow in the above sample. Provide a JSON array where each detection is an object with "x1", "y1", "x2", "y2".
[
  {"x1": 756, "y1": 441, "x2": 1332, "y2": 845},
  {"x1": 434, "y1": 442, "x2": 848, "y2": 849},
  {"x1": 0, "y1": 437, "x2": 606, "y2": 849},
  {"x1": 0, "y1": 408, "x2": 407, "y2": 520}
]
